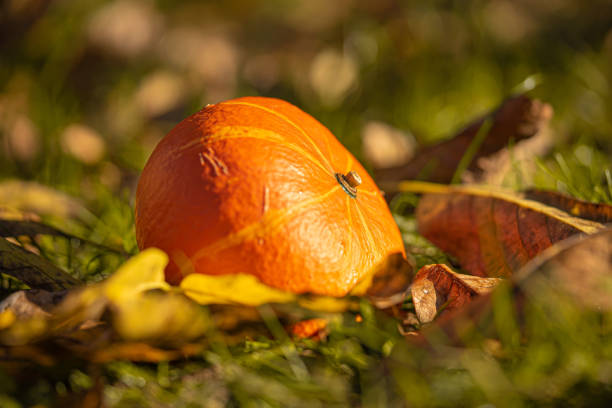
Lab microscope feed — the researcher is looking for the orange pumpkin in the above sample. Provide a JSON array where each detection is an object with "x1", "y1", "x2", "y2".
[{"x1": 135, "y1": 97, "x2": 405, "y2": 297}]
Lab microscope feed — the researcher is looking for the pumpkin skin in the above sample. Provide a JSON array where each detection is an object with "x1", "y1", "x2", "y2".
[{"x1": 135, "y1": 96, "x2": 405, "y2": 297}]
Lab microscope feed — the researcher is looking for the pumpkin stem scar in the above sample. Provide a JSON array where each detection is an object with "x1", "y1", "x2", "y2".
[{"x1": 336, "y1": 171, "x2": 361, "y2": 198}]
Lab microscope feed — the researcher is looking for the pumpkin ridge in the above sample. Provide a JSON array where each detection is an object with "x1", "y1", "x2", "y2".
[
  {"x1": 359, "y1": 190, "x2": 380, "y2": 197},
  {"x1": 173, "y1": 126, "x2": 285, "y2": 154},
  {"x1": 353, "y1": 201, "x2": 379, "y2": 258},
  {"x1": 344, "y1": 195, "x2": 355, "y2": 271},
  {"x1": 323, "y1": 130, "x2": 334, "y2": 165},
  {"x1": 221, "y1": 101, "x2": 335, "y2": 173},
  {"x1": 205, "y1": 126, "x2": 331, "y2": 174},
  {"x1": 191, "y1": 185, "x2": 342, "y2": 263},
  {"x1": 171, "y1": 126, "x2": 332, "y2": 175}
]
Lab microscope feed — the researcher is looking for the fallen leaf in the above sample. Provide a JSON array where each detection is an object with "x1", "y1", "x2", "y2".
[
  {"x1": 515, "y1": 227, "x2": 612, "y2": 311},
  {"x1": 411, "y1": 277, "x2": 437, "y2": 324},
  {"x1": 414, "y1": 228, "x2": 612, "y2": 347},
  {"x1": 0, "y1": 310, "x2": 16, "y2": 330},
  {"x1": 112, "y1": 291, "x2": 210, "y2": 344},
  {"x1": 101, "y1": 247, "x2": 170, "y2": 304},
  {"x1": 411, "y1": 264, "x2": 502, "y2": 323},
  {"x1": 45, "y1": 248, "x2": 180, "y2": 344},
  {"x1": 295, "y1": 296, "x2": 358, "y2": 313},
  {"x1": 181, "y1": 255, "x2": 408, "y2": 311},
  {"x1": 0, "y1": 237, "x2": 80, "y2": 290},
  {"x1": 462, "y1": 117, "x2": 553, "y2": 185},
  {"x1": 376, "y1": 95, "x2": 552, "y2": 184},
  {"x1": 0, "y1": 246, "x2": 399, "y2": 359},
  {"x1": 524, "y1": 189, "x2": 612, "y2": 224},
  {"x1": 0, "y1": 180, "x2": 92, "y2": 221},
  {"x1": 0, "y1": 249, "x2": 206, "y2": 347},
  {"x1": 399, "y1": 182, "x2": 604, "y2": 277},
  {"x1": 0, "y1": 289, "x2": 67, "y2": 319},
  {"x1": 180, "y1": 273, "x2": 296, "y2": 306}
]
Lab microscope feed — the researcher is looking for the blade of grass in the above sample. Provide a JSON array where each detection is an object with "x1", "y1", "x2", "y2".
[
  {"x1": 451, "y1": 118, "x2": 493, "y2": 184},
  {"x1": 258, "y1": 304, "x2": 310, "y2": 382}
]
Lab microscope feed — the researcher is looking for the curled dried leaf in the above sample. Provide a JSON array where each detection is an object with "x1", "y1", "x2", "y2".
[
  {"x1": 411, "y1": 277, "x2": 437, "y2": 324},
  {"x1": 411, "y1": 264, "x2": 503, "y2": 324}
]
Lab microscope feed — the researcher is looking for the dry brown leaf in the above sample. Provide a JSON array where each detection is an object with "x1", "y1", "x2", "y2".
[
  {"x1": 399, "y1": 182, "x2": 604, "y2": 277},
  {"x1": 376, "y1": 95, "x2": 552, "y2": 184},
  {"x1": 411, "y1": 264, "x2": 502, "y2": 324},
  {"x1": 0, "y1": 289, "x2": 67, "y2": 319},
  {"x1": 414, "y1": 228, "x2": 612, "y2": 347},
  {"x1": 515, "y1": 227, "x2": 612, "y2": 311},
  {"x1": 462, "y1": 115, "x2": 553, "y2": 185},
  {"x1": 411, "y1": 277, "x2": 438, "y2": 324},
  {"x1": 524, "y1": 189, "x2": 612, "y2": 224}
]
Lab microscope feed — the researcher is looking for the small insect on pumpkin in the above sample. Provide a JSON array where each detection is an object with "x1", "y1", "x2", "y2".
[{"x1": 135, "y1": 97, "x2": 405, "y2": 297}]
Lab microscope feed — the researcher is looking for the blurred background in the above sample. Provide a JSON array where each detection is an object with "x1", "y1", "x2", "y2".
[{"x1": 1, "y1": 0, "x2": 611, "y2": 201}]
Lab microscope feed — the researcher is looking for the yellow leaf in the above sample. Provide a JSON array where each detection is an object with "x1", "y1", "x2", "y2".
[
  {"x1": 103, "y1": 248, "x2": 171, "y2": 304},
  {"x1": 0, "y1": 310, "x2": 16, "y2": 330},
  {"x1": 181, "y1": 273, "x2": 296, "y2": 306},
  {"x1": 114, "y1": 291, "x2": 209, "y2": 343},
  {"x1": 0, "y1": 315, "x2": 48, "y2": 346},
  {"x1": 297, "y1": 296, "x2": 357, "y2": 313}
]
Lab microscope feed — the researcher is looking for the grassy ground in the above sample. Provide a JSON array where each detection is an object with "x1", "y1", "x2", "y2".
[{"x1": 1, "y1": 1, "x2": 612, "y2": 406}]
